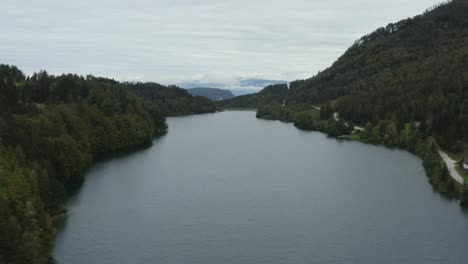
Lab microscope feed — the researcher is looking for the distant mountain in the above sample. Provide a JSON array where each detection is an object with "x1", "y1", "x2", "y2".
[
  {"x1": 179, "y1": 81, "x2": 227, "y2": 89},
  {"x1": 231, "y1": 79, "x2": 289, "y2": 96},
  {"x1": 231, "y1": 89, "x2": 259, "y2": 96},
  {"x1": 179, "y1": 78, "x2": 288, "y2": 95},
  {"x1": 187, "y1": 87, "x2": 235, "y2": 100},
  {"x1": 239, "y1": 79, "x2": 288, "y2": 88}
]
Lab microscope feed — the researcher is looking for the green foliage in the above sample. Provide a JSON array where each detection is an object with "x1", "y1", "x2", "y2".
[
  {"x1": 0, "y1": 144, "x2": 54, "y2": 264},
  {"x1": 461, "y1": 183, "x2": 468, "y2": 207},
  {"x1": 187, "y1": 88, "x2": 235, "y2": 100},
  {"x1": 124, "y1": 82, "x2": 217, "y2": 116},
  {"x1": 247, "y1": 1, "x2": 466, "y2": 199},
  {"x1": 361, "y1": 120, "x2": 460, "y2": 198},
  {"x1": 256, "y1": 103, "x2": 352, "y2": 137},
  {"x1": 284, "y1": 0, "x2": 468, "y2": 152},
  {"x1": 256, "y1": 102, "x2": 295, "y2": 122},
  {"x1": 217, "y1": 84, "x2": 288, "y2": 109},
  {"x1": 320, "y1": 102, "x2": 334, "y2": 120},
  {"x1": 294, "y1": 117, "x2": 352, "y2": 137},
  {"x1": 0, "y1": 64, "x2": 217, "y2": 263},
  {"x1": 340, "y1": 133, "x2": 361, "y2": 141},
  {"x1": 217, "y1": 93, "x2": 258, "y2": 109}
]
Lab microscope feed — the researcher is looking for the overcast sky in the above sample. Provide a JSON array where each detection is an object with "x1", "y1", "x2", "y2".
[{"x1": 1, "y1": 0, "x2": 441, "y2": 90}]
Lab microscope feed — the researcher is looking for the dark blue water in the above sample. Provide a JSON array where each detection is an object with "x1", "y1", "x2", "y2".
[{"x1": 53, "y1": 111, "x2": 468, "y2": 264}]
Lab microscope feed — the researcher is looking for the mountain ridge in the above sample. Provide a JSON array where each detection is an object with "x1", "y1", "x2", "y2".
[
  {"x1": 187, "y1": 87, "x2": 235, "y2": 100},
  {"x1": 232, "y1": 0, "x2": 468, "y2": 152}
]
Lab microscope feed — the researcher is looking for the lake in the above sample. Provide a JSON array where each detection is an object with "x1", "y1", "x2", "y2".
[{"x1": 53, "y1": 111, "x2": 468, "y2": 264}]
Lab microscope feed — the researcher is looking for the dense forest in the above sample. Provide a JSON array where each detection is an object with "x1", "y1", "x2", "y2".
[
  {"x1": 216, "y1": 83, "x2": 289, "y2": 109},
  {"x1": 285, "y1": 0, "x2": 468, "y2": 152},
  {"x1": 2, "y1": 0, "x2": 468, "y2": 262},
  {"x1": 125, "y1": 82, "x2": 217, "y2": 116},
  {"x1": 0, "y1": 65, "x2": 216, "y2": 264},
  {"x1": 233, "y1": 0, "x2": 468, "y2": 152},
  {"x1": 187, "y1": 87, "x2": 235, "y2": 100},
  {"x1": 218, "y1": 0, "x2": 468, "y2": 201}
]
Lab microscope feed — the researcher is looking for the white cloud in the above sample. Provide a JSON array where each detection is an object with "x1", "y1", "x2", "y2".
[{"x1": 0, "y1": 0, "x2": 442, "y2": 90}]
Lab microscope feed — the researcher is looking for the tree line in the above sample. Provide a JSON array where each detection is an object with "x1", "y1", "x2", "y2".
[
  {"x1": 0, "y1": 65, "x2": 216, "y2": 264},
  {"x1": 218, "y1": 0, "x2": 468, "y2": 202},
  {"x1": 285, "y1": 0, "x2": 468, "y2": 153}
]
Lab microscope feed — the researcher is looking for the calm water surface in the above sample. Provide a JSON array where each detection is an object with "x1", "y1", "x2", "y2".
[{"x1": 53, "y1": 111, "x2": 468, "y2": 264}]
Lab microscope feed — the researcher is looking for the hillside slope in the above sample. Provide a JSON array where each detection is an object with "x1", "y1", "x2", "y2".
[
  {"x1": 248, "y1": 0, "x2": 468, "y2": 201},
  {"x1": 125, "y1": 82, "x2": 217, "y2": 115},
  {"x1": 217, "y1": 83, "x2": 289, "y2": 109},
  {"x1": 286, "y1": 0, "x2": 468, "y2": 151},
  {"x1": 0, "y1": 65, "x2": 216, "y2": 264},
  {"x1": 187, "y1": 87, "x2": 235, "y2": 100}
]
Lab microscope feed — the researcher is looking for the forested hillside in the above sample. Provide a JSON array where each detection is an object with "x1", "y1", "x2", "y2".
[
  {"x1": 285, "y1": 0, "x2": 468, "y2": 152},
  {"x1": 0, "y1": 65, "x2": 215, "y2": 264},
  {"x1": 125, "y1": 82, "x2": 217, "y2": 115},
  {"x1": 217, "y1": 83, "x2": 288, "y2": 109},
  {"x1": 187, "y1": 87, "x2": 235, "y2": 100},
  {"x1": 217, "y1": 0, "x2": 468, "y2": 200}
]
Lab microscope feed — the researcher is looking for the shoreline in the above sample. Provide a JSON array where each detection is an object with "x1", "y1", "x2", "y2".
[{"x1": 252, "y1": 109, "x2": 465, "y2": 203}]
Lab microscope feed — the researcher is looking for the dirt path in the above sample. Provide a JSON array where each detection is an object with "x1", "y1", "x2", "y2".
[{"x1": 438, "y1": 150, "x2": 465, "y2": 185}]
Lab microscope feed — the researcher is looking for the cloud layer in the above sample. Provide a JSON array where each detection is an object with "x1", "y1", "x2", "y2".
[{"x1": 1, "y1": 0, "x2": 441, "y2": 90}]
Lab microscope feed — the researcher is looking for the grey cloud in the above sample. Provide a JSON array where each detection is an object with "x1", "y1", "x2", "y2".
[{"x1": 1, "y1": 0, "x2": 441, "y2": 90}]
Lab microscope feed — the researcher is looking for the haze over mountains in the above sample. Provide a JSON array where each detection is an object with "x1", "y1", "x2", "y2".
[
  {"x1": 187, "y1": 88, "x2": 235, "y2": 100},
  {"x1": 179, "y1": 78, "x2": 288, "y2": 95}
]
